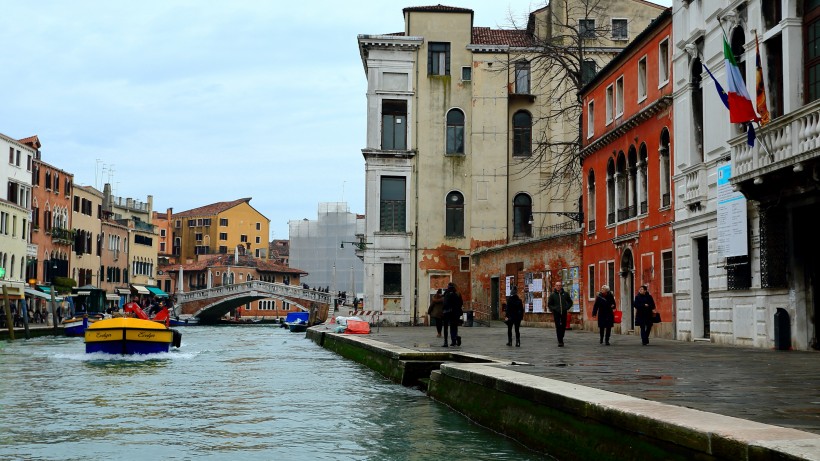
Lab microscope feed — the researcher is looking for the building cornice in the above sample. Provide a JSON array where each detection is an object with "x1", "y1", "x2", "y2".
[
  {"x1": 581, "y1": 96, "x2": 672, "y2": 159},
  {"x1": 361, "y1": 148, "x2": 416, "y2": 160}
]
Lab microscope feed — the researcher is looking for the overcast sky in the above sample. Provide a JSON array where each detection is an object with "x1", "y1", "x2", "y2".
[{"x1": 1, "y1": 0, "x2": 668, "y2": 240}]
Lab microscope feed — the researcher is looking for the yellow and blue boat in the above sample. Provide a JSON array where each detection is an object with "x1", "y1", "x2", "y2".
[{"x1": 85, "y1": 317, "x2": 182, "y2": 355}]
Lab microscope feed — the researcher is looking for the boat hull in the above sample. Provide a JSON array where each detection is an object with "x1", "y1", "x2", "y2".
[
  {"x1": 287, "y1": 323, "x2": 308, "y2": 333},
  {"x1": 85, "y1": 318, "x2": 180, "y2": 355},
  {"x1": 63, "y1": 316, "x2": 103, "y2": 336}
]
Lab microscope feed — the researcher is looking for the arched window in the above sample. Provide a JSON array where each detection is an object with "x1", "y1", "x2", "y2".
[
  {"x1": 628, "y1": 146, "x2": 638, "y2": 218},
  {"x1": 445, "y1": 191, "x2": 464, "y2": 237},
  {"x1": 616, "y1": 152, "x2": 627, "y2": 221},
  {"x1": 446, "y1": 109, "x2": 465, "y2": 154},
  {"x1": 587, "y1": 170, "x2": 596, "y2": 232},
  {"x1": 607, "y1": 158, "x2": 616, "y2": 225},
  {"x1": 513, "y1": 193, "x2": 532, "y2": 237},
  {"x1": 660, "y1": 128, "x2": 671, "y2": 208},
  {"x1": 639, "y1": 143, "x2": 648, "y2": 214},
  {"x1": 512, "y1": 111, "x2": 532, "y2": 157},
  {"x1": 691, "y1": 54, "x2": 704, "y2": 162}
]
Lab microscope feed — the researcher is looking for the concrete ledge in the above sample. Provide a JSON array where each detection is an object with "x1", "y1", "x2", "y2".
[{"x1": 308, "y1": 329, "x2": 820, "y2": 460}]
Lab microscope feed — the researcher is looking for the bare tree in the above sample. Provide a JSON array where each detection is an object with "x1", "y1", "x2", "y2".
[{"x1": 505, "y1": 0, "x2": 620, "y2": 202}]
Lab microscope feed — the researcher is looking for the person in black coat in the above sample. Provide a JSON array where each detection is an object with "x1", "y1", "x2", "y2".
[
  {"x1": 505, "y1": 286, "x2": 525, "y2": 347},
  {"x1": 547, "y1": 281, "x2": 573, "y2": 347},
  {"x1": 591, "y1": 285, "x2": 616, "y2": 345},
  {"x1": 633, "y1": 285, "x2": 657, "y2": 345},
  {"x1": 442, "y1": 283, "x2": 463, "y2": 347}
]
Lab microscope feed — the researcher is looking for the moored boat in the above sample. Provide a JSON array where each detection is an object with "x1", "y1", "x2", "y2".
[
  {"x1": 287, "y1": 322, "x2": 308, "y2": 333},
  {"x1": 63, "y1": 314, "x2": 105, "y2": 336}
]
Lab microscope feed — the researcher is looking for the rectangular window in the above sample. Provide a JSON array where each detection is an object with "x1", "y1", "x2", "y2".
[
  {"x1": 160, "y1": 242, "x2": 166, "y2": 252},
  {"x1": 27, "y1": 155, "x2": 31, "y2": 172},
  {"x1": 219, "y1": 245, "x2": 228, "y2": 254},
  {"x1": 381, "y1": 100, "x2": 407, "y2": 150},
  {"x1": 460, "y1": 256, "x2": 470, "y2": 272},
  {"x1": 188, "y1": 220, "x2": 195, "y2": 227},
  {"x1": 581, "y1": 59, "x2": 596, "y2": 86},
  {"x1": 638, "y1": 56, "x2": 647, "y2": 101},
  {"x1": 240, "y1": 234, "x2": 248, "y2": 242},
  {"x1": 219, "y1": 232, "x2": 228, "y2": 240},
  {"x1": 662, "y1": 250, "x2": 674, "y2": 294},
  {"x1": 219, "y1": 218, "x2": 228, "y2": 226},
  {"x1": 175, "y1": 220, "x2": 181, "y2": 228},
  {"x1": 8, "y1": 147, "x2": 12, "y2": 164},
  {"x1": 658, "y1": 38, "x2": 670, "y2": 85},
  {"x1": 615, "y1": 76, "x2": 624, "y2": 117},
  {"x1": 607, "y1": 261, "x2": 615, "y2": 295},
  {"x1": 612, "y1": 19, "x2": 628, "y2": 40},
  {"x1": 380, "y1": 176, "x2": 406, "y2": 232},
  {"x1": 588, "y1": 265, "x2": 596, "y2": 299},
  {"x1": 383, "y1": 263, "x2": 402, "y2": 295},
  {"x1": 202, "y1": 218, "x2": 211, "y2": 226},
  {"x1": 579, "y1": 19, "x2": 595, "y2": 38},
  {"x1": 15, "y1": 150, "x2": 20, "y2": 166},
  {"x1": 605, "y1": 84, "x2": 614, "y2": 123},
  {"x1": 587, "y1": 100, "x2": 595, "y2": 138},
  {"x1": 196, "y1": 218, "x2": 203, "y2": 226},
  {"x1": 428, "y1": 42, "x2": 450, "y2": 76},
  {"x1": 461, "y1": 66, "x2": 471, "y2": 81},
  {"x1": 160, "y1": 229, "x2": 166, "y2": 237},
  {"x1": 195, "y1": 233, "x2": 203, "y2": 241},
  {"x1": 255, "y1": 236, "x2": 261, "y2": 244},
  {"x1": 514, "y1": 60, "x2": 530, "y2": 94},
  {"x1": 73, "y1": 196, "x2": 80, "y2": 212},
  {"x1": 256, "y1": 222, "x2": 261, "y2": 230}
]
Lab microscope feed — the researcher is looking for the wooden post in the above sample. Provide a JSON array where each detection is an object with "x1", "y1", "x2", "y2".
[
  {"x1": 50, "y1": 285, "x2": 59, "y2": 334},
  {"x1": 2, "y1": 285, "x2": 15, "y2": 340}
]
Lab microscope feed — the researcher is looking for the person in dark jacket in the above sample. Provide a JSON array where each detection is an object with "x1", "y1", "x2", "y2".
[
  {"x1": 505, "y1": 286, "x2": 525, "y2": 347},
  {"x1": 427, "y1": 289, "x2": 445, "y2": 338},
  {"x1": 633, "y1": 285, "x2": 657, "y2": 345},
  {"x1": 591, "y1": 285, "x2": 616, "y2": 345},
  {"x1": 442, "y1": 283, "x2": 463, "y2": 347},
  {"x1": 547, "y1": 281, "x2": 573, "y2": 347}
]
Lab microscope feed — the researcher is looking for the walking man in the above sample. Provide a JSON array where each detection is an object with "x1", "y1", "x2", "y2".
[
  {"x1": 441, "y1": 282, "x2": 463, "y2": 347},
  {"x1": 547, "y1": 280, "x2": 573, "y2": 347}
]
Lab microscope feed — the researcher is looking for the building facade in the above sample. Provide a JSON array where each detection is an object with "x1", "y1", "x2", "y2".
[
  {"x1": 173, "y1": 198, "x2": 270, "y2": 263},
  {"x1": 70, "y1": 184, "x2": 103, "y2": 289},
  {"x1": 153, "y1": 208, "x2": 176, "y2": 295},
  {"x1": 31, "y1": 154, "x2": 74, "y2": 286},
  {"x1": 357, "y1": 2, "x2": 665, "y2": 324},
  {"x1": 673, "y1": 0, "x2": 819, "y2": 350},
  {"x1": 1, "y1": 133, "x2": 35, "y2": 299},
  {"x1": 581, "y1": 9, "x2": 674, "y2": 337}
]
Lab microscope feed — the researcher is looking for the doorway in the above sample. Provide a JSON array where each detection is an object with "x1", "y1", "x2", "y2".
[
  {"x1": 695, "y1": 237, "x2": 710, "y2": 338},
  {"x1": 491, "y1": 277, "x2": 500, "y2": 320},
  {"x1": 620, "y1": 249, "x2": 635, "y2": 330},
  {"x1": 793, "y1": 203, "x2": 820, "y2": 349}
]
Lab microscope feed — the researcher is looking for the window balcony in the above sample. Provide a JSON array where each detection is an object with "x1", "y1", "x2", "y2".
[
  {"x1": 50, "y1": 227, "x2": 75, "y2": 244},
  {"x1": 730, "y1": 98, "x2": 820, "y2": 190}
]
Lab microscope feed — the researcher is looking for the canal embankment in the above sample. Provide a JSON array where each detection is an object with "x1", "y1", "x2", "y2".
[{"x1": 306, "y1": 325, "x2": 820, "y2": 460}]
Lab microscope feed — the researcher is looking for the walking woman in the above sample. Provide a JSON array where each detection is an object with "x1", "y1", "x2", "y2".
[
  {"x1": 592, "y1": 285, "x2": 616, "y2": 345},
  {"x1": 505, "y1": 286, "x2": 524, "y2": 347},
  {"x1": 428, "y1": 289, "x2": 445, "y2": 338},
  {"x1": 633, "y1": 285, "x2": 657, "y2": 345}
]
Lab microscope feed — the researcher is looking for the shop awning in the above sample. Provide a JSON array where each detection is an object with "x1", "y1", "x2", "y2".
[
  {"x1": 105, "y1": 293, "x2": 121, "y2": 301},
  {"x1": 116, "y1": 288, "x2": 131, "y2": 295},
  {"x1": 36, "y1": 285, "x2": 52, "y2": 294},
  {"x1": 1, "y1": 286, "x2": 24, "y2": 299},
  {"x1": 25, "y1": 287, "x2": 51, "y2": 300},
  {"x1": 146, "y1": 286, "x2": 169, "y2": 297},
  {"x1": 131, "y1": 284, "x2": 150, "y2": 295},
  {"x1": 75, "y1": 290, "x2": 91, "y2": 296}
]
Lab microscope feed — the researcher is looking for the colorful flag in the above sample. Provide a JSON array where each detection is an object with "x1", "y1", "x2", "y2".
[
  {"x1": 755, "y1": 32, "x2": 770, "y2": 126},
  {"x1": 701, "y1": 61, "x2": 728, "y2": 109},
  {"x1": 723, "y1": 37, "x2": 758, "y2": 124}
]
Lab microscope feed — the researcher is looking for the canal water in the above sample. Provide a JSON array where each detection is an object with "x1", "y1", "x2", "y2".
[{"x1": 0, "y1": 326, "x2": 549, "y2": 461}]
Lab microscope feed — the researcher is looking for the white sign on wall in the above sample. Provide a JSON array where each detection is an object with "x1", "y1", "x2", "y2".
[{"x1": 716, "y1": 164, "x2": 748, "y2": 258}]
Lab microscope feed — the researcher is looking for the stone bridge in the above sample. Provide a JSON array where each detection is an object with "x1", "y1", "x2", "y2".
[{"x1": 176, "y1": 281, "x2": 331, "y2": 324}]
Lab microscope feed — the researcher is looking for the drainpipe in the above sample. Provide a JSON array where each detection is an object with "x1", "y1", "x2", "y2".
[{"x1": 413, "y1": 41, "x2": 421, "y2": 326}]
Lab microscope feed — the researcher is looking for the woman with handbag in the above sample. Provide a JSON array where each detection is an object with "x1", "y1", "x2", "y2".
[
  {"x1": 591, "y1": 285, "x2": 616, "y2": 345},
  {"x1": 633, "y1": 285, "x2": 657, "y2": 345}
]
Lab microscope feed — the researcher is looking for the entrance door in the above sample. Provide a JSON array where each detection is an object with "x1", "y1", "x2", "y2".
[
  {"x1": 620, "y1": 249, "x2": 635, "y2": 330},
  {"x1": 491, "y1": 277, "x2": 500, "y2": 320},
  {"x1": 696, "y1": 237, "x2": 710, "y2": 338},
  {"x1": 793, "y1": 204, "x2": 820, "y2": 350}
]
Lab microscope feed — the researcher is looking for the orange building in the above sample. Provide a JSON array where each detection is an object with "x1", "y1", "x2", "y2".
[
  {"x1": 30, "y1": 153, "x2": 74, "y2": 285},
  {"x1": 580, "y1": 9, "x2": 674, "y2": 337}
]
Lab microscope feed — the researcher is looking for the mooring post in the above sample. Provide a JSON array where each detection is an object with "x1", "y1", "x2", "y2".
[{"x1": 2, "y1": 285, "x2": 15, "y2": 341}]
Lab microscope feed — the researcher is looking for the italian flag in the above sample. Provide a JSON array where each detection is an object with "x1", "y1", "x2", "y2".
[{"x1": 723, "y1": 37, "x2": 758, "y2": 124}]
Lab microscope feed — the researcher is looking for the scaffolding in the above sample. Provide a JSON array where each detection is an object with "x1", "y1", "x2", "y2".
[{"x1": 288, "y1": 202, "x2": 364, "y2": 296}]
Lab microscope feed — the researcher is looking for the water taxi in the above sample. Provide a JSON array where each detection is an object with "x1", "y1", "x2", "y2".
[{"x1": 84, "y1": 302, "x2": 181, "y2": 354}]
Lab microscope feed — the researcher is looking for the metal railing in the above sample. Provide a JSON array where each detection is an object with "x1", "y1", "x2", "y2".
[{"x1": 464, "y1": 300, "x2": 491, "y2": 327}]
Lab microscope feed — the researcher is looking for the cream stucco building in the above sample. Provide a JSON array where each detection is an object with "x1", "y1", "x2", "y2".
[
  {"x1": 1, "y1": 133, "x2": 34, "y2": 299},
  {"x1": 357, "y1": 3, "x2": 665, "y2": 325}
]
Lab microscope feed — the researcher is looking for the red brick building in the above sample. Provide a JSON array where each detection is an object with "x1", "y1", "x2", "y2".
[{"x1": 580, "y1": 9, "x2": 674, "y2": 337}]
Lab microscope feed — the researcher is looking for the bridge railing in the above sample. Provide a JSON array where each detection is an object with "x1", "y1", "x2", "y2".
[{"x1": 177, "y1": 281, "x2": 332, "y2": 306}]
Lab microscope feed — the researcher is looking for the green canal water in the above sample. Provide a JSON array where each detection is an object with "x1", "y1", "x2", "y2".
[{"x1": 0, "y1": 326, "x2": 550, "y2": 461}]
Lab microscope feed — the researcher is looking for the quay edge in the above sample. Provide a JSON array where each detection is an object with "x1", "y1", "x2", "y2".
[{"x1": 306, "y1": 328, "x2": 820, "y2": 461}]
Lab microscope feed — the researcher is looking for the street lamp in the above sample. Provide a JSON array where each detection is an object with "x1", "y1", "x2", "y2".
[{"x1": 340, "y1": 240, "x2": 372, "y2": 250}]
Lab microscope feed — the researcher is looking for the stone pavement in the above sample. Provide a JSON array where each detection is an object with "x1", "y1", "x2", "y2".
[{"x1": 336, "y1": 321, "x2": 820, "y2": 435}]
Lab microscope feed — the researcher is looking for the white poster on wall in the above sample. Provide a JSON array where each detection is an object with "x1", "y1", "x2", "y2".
[{"x1": 716, "y1": 164, "x2": 748, "y2": 258}]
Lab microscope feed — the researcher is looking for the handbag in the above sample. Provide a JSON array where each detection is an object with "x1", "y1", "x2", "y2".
[
  {"x1": 653, "y1": 312, "x2": 662, "y2": 324},
  {"x1": 613, "y1": 310, "x2": 622, "y2": 323}
]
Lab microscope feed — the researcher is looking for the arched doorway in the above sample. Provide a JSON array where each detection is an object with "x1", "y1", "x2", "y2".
[{"x1": 620, "y1": 249, "x2": 635, "y2": 330}]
